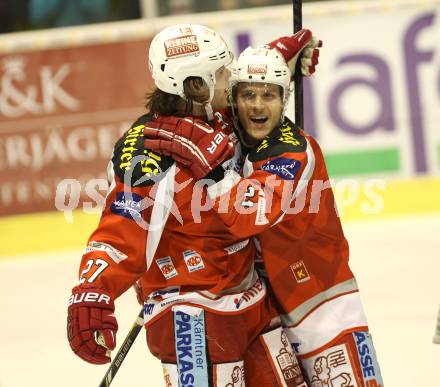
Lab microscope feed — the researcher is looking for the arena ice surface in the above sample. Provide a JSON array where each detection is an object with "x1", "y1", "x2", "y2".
[{"x1": 0, "y1": 214, "x2": 439, "y2": 387}]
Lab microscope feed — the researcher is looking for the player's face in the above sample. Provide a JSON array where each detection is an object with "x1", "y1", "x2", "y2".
[
  {"x1": 211, "y1": 66, "x2": 232, "y2": 110},
  {"x1": 236, "y1": 83, "x2": 283, "y2": 142}
]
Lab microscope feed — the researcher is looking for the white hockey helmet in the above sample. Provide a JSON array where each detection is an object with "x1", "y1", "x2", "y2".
[
  {"x1": 230, "y1": 46, "x2": 292, "y2": 104},
  {"x1": 148, "y1": 24, "x2": 233, "y2": 103}
]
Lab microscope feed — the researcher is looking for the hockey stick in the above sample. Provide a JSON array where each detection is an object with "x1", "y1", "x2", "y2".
[
  {"x1": 98, "y1": 307, "x2": 145, "y2": 387},
  {"x1": 293, "y1": 0, "x2": 304, "y2": 128}
]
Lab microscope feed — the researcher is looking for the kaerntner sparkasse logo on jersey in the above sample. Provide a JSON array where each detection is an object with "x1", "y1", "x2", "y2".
[
  {"x1": 174, "y1": 309, "x2": 208, "y2": 386},
  {"x1": 260, "y1": 157, "x2": 301, "y2": 181}
]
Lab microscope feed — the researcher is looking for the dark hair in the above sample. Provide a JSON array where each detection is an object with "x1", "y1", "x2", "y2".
[
  {"x1": 145, "y1": 77, "x2": 206, "y2": 115},
  {"x1": 144, "y1": 88, "x2": 182, "y2": 115}
]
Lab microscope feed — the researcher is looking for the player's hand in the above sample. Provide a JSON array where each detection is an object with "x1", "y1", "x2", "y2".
[
  {"x1": 133, "y1": 281, "x2": 144, "y2": 305},
  {"x1": 144, "y1": 115, "x2": 235, "y2": 179},
  {"x1": 67, "y1": 285, "x2": 118, "y2": 364},
  {"x1": 266, "y1": 28, "x2": 322, "y2": 77}
]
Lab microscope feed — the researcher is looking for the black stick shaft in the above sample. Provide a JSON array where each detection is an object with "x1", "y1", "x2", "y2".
[
  {"x1": 99, "y1": 308, "x2": 144, "y2": 387},
  {"x1": 293, "y1": 0, "x2": 303, "y2": 128}
]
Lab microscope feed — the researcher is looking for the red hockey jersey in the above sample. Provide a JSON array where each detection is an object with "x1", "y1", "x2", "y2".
[
  {"x1": 76, "y1": 113, "x2": 269, "y2": 327},
  {"x1": 207, "y1": 117, "x2": 368, "y2": 356}
]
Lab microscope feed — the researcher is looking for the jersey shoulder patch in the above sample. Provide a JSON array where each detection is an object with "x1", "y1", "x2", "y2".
[
  {"x1": 248, "y1": 119, "x2": 307, "y2": 162},
  {"x1": 112, "y1": 114, "x2": 174, "y2": 187},
  {"x1": 258, "y1": 157, "x2": 302, "y2": 180}
]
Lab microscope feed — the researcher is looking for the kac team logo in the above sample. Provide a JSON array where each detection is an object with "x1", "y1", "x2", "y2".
[
  {"x1": 156, "y1": 256, "x2": 178, "y2": 280},
  {"x1": 183, "y1": 250, "x2": 205, "y2": 272},
  {"x1": 161, "y1": 264, "x2": 175, "y2": 275}
]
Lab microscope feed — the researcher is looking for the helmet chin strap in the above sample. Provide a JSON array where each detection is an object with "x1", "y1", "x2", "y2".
[
  {"x1": 188, "y1": 82, "x2": 216, "y2": 121},
  {"x1": 279, "y1": 88, "x2": 291, "y2": 123},
  {"x1": 180, "y1": 76, "x2": 216, "y2": 120},
  {"x1": 204, "y1": 103, "x2": 214, "y2": 121},
  {"x1": 204, "y1": 83, "x2": 216, "y2": 121},
  {"x1": 191, "y1": 100, "x2": 214, "y2": 121}
]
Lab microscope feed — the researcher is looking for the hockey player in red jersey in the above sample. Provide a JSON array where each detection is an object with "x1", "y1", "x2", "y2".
[
  {"x1": 143, "y1": 40, "x2": 384, "y2": 386},
  {"x1": 66, "y1": 24, "x2": 318, "y2": 387}
]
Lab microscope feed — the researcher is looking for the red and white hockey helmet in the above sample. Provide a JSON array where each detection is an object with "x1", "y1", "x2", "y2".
[
  {"x1": 230, "y1": 46, "x2": 292, "y2": 104},
  {"x1": 148, "y1": 24, "x2": 233, "y2": 103}
]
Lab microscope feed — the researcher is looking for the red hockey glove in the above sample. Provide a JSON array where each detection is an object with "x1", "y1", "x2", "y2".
[
  {"x1": 67, "y1": 285, "x2": 118, "y2": 364},
  {"x1": 266, "y1": 28, "x2": 323, "y2": 77},
  {"x1": 144, "y1": 115, "x2": 235, "y2": 179}
]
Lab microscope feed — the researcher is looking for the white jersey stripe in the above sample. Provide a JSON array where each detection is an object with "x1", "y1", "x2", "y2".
[
  {"x1": 282, "y1": 278, "x2": 359, "y2": 326},
  {"x1": 146, "y1": 163, "x2": 176, "y2": 269},
  {"x1": 282, "y1": 290, "x2": 368, "y2": 356},
  {"x1": 143, "y1": 276, "x2": 267, "y2": 326},
  {"x1": 105, "y1": 160, "x2": 117, "y2": 200}
]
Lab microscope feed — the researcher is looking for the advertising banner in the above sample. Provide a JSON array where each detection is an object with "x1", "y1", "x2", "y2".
[
  {"x1": 215, "y1": 2, "x2": 440, "y2": 178},
  {"x1": 0, "y1": 0, "x2": 439, "y2": 216},
  {"x1": 0, "y1": 39, "x2": 151, "y2": 215}
]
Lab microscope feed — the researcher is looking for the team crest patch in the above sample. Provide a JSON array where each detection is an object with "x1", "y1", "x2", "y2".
[
  {"x1": 260, "y1": 157, "x2": 301, "y2": 180},
  {"x1": 182, "y1": 250, "x2": 205, "y2": 272},
  {"x1": 290, "y1": 260, "x2": 310, "y2": 283},
  {"x1": 156, "y1": 256, "x2": 178, "y2": 280}
]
